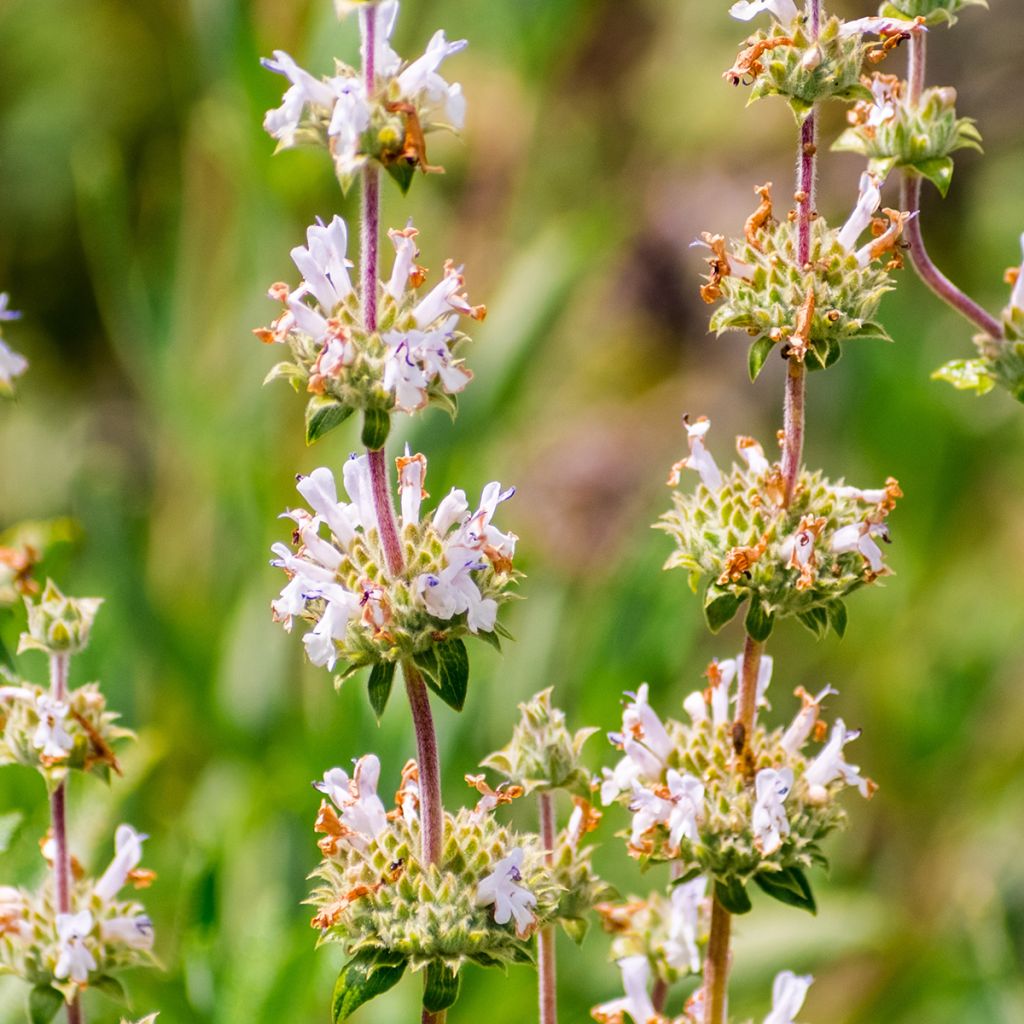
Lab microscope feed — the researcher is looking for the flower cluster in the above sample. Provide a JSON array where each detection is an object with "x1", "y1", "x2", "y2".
[
  {"x1": 0, "y1": 826, "x2": 156, "y2": 1005},
  {"x1": 270, "y1": 453, "x2": 517, "y2": 684},
  {"x1": 600, "y1": 674, "x2": 873, "y2": 914},
  {"x1": 257, "y1": 217, "x2": 483, "y2": 445},
  {"x1": 0, "y1": 293, "x2": 27, "y2": 398},
  {"x1": 308, "y1": 754, "x2": 600, "y2": 972},
  {"x1": 834, "y1": 71, "x2": 982, "y2": 197},
  {"x1": 262, "y1": 0, "x2": 466, "y2": 190},
  {"x1": 698, "y1": 175, "x2": 907, "y2": 376},
  {"x1": 660, "y1": 419, "x2": 901, "y2": 640}
]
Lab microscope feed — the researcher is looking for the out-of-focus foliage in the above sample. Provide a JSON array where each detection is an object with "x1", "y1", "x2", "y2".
[{"x1": 0, "y1": 0, "x2": 1023, "y2": 1022}]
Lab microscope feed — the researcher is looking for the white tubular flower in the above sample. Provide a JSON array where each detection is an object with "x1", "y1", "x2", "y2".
[
  {"x1": 831, "y1": 521, "x2": 889, "y2": 573},
  {"x1": 415, "y1": 556, "x2": 497, "y2": 634},
  {"x1": 0, "y1": 293, "x2": 27, "y2": 390},
  {"x1": 1010, "y1": 233, "x2": 1024, "y2": 312},
  {"x1": 665, "y1": 876, "x2": 706, "y2": 975},
  {"x1": 261, "y1": 51, "x2": 338, "y2": 148},
  {"x1": 432, "y1": 488, "x2": 469, "y2": 533},
  {"x1": 668, "y1": 417, "x2": 722, "y2": 492},
  {"x1": 95, "y1": 825, "x2": 147, "y2": 903},
  {"x1": 752, "y1": 768, "x2": 793, "y2": 855},
  {"x1": 315, "y1": 754, "x2": 389, "y2": 849},
  {"x1": 708, "y1": 659, "x2": 737, "y2": 728},
  {"x1": 734, "y1": 650, "x2": 774, "y2": 711},
  {"x1": 301, "y1": 586, "x2": 360, "y2": 669},
  {"x1": 0, "y1": 887, "x2": 32, "y2": 942},
  {"x1": 328, "y1": 78, "x2": 371, "y2": 180},
  {"x1": 382, "y1": 317, "x2": 472, "y2": 411},
  {"x1": 457, "y1": 482, "x2": 517, "y2": 558},
  {"x1": 396, "y1": 449, "x2": 428, "y2": 530},
  {"x1": 591, "y1": 955, "x2": 659, "y2": 1024},
  {"x1": 385, "y1": 223, "x2": 421, "y2": 301},
  {"x1": 54, "y1": 911, "x2": 97, "y2": 984},
  {"x1": 666, "y1": 770, "x2": 705, "y2": 848},
  {"x1": 600, "y1": 755, "x2": 642, "y2": 806},
  {"x1": 396, "y1": 29, "x2": 468, "y2": 129},
  {"x1": 100, "y1": 914, "x2": 155, "y2": 950},
  {"x1": 729, "y1": 0, "x2": 799, "y2": 22},
  {"x1": 763, "y1": 969, "x2": 814, "y2": 1024},
  {"x1": 475, "y1": 847, "x2": 537, "y2": 938},
  {"x1": 342, "y1": 454, "x2": 377, "y2": 536},
  {"x1": 781, "y1": 685, "x2": 837, "y2": 754},
  {"x1": 627, "y1": 782, "x2": 672, "y2": 847},
  {"x1": 382, "y1": 336, "x2": 431, "y2": 411},
  {"x1": 683, "y1": 690, "x2": 708, "y2": 724},
  {"x1": 737, "y1": 436, "x2": 770, "y2": 474},
  {"x1": 838, "y1": 172, "x2": 883, "y2": 254},
  {"x1": 832, "y1": 484, "x2": 887, "y2": 503},
  {"x1": 32, "y1": 695, "x2": 73, "y2": 760},
  {"x1": 296, "y1": 467, "x2": 360, "y2": 548},
  {"x1": 412, "y1": 263, "x2": 481, "y2": 328},
  {"x1": 622, "y1": 684, "x2": 674, "y2": 765},
  {"x1": 840, "y1": 16, "x2": 923, "y2": 37},
  {"x1": 290, "y1": 216, "x2": 354, "y2": 314},
  {"x1": 804, "y1": 718, "x2": 873, "y2": 799}
]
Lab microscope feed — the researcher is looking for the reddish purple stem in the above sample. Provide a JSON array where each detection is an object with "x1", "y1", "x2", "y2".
[{"x1": 538, "y1": 792, "x2": 558, "y2": 1024}]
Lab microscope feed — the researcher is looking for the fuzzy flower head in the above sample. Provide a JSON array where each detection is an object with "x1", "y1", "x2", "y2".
[
  {"x1": 0, "y1": 293, "x2": 27, "y2": 397},
  {"x1": 261, "y1": 1, "x2": 466, "y2": 190},
  {"x1": 270, "y1": 456, "x2": 518, "y2": 701},
  {"x1": 257, "y1": 217, "x2": 483, "y2": 444}
]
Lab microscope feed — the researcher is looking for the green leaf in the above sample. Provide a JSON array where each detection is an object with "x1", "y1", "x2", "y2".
[
  {"x1": 423, "y1": 962, "x2": 461, "y2": 1013},
  {"x1": 385, "y1": 160, "x2": 417, "y2": 195},
  {"x1": 714, "y1": 876, "x2": 752, "y2": 915},
  {"x1": 850, "y1": 321, "x2": 894, "y2": 344},
  {"x1": 361, "y1": 407, "x2": 391, "y2": 450},
  {"x1": 476, "y1": 630, "x2": 502, "y2": 653},
  {"x1": 332, "y1": 949, "x2": 407, "y2": 1022},
  {"x1": 744, "y1": 598, "x2": 774, "y2": 643},
  {"x1": 747, "y1": 336, "x2": 776, "y2": 382},
  {"x1": 0, "y1": 811, "x2": 22, "y2": 854},
  {"x1": 423, "y1": 639, "x2": 469, "y2": 712},
  {"x1": 91, "y1": 975, "x2": 129, "y2": 1005},
  {"x1": 263, "y1": 360, "x2": 307, "y2": 391},
  {"x1": 752, "y1": 866, "x2": 817, "y2": 914},
  {"x1": 367, "y1": 662, "x2": 396, "y2": 722},
  {"x1": 560, "y1": 917, "x2": 589, "y2": 945},
  {"x1": 0, "y1": 630, "x2": 12, "y2": 671},
  {"x1": 931, "y1": 358, "x2": 996, "y2": 395},
  {"x1": 704, "y1": 590, "x2": 742, "y2": 634},
  {"x1": 28, "y1": 986, "x2": 63, "y2": 1024},
  {"x1": 670, "y1": 866, "x2": 704, "y2": 886},
  {"x1": 826, "y1": 600, "x2": 848, "y2": 639},
  {"x1": 306, "y1": 397, "x2": 354, "y2": 445},
  {"x1": 797, "y1": 606, "x2": 829, "y2": 639},
  {"x1": 914, "y1": 156, "x2": 955, "y2": 197}
]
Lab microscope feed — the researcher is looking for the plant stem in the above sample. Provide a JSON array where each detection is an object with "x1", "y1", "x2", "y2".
[
  {"x1": 360, "y1": 2, "x2": 381, "y2": 340},
  {"x1": 538, "y1": 792, "x2": 558, "y2": 1024},
  {"x1": 49, "y1": 653, "x2": 83, "y2": 1024},
  {"x1": 900, "y1": 32, "x2": 1003, "y2": 341},
  {"x1": 702, "y1": 896, "x2": 731, "y2": 1024},
  {"x1": 733, "y1": 634, "x2": 764, "y2": 769},
  {"x1": 651, "y1": 977, "x2": 669, "y2": 1016}
]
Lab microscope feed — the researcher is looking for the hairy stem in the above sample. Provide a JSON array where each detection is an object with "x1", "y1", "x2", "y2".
[
  {"x1": 360, "y1": 2, "x2": 380, "y2": 338},
  {"x1": 538, "y1": 792, "x2": 558, "y2": 1024},
  {"x1": 900, "y1": 33, "x2": 1002, "y2": 340},
  {"x1": 702, "y1": 896, "x2": 732, "y2": 1024},
  {"x1": 49, "y1": 653, "x2": 83, "y2": 1024},
  {"x1": 733, "y1": 635, "x2": 764, "y2": 768}
]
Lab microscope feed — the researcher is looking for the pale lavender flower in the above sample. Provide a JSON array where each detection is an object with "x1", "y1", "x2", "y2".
[
  {"x1": 665, "y1": 876, "x2": 706, "y2": 975},
  {"x1": 290, "y1": 216, "x2": 354, "y2": 313},
  {"x1": 1010, "y1": 233, "x2": 1024, "y2": 312},
  {"x1": 668, "y1": 417, "x2": 722, "y2": 492},
  {"x1": 838, "y1": 172, "x2": 883, "y2": 254},
  {"x1": 591, "y1": 955, "x2": 659, "y2": 1024},
  {"x1": 261, "y1": 51, "x2": 338, "y2": 148},
  {"x1": 752, "y1": 767, "x2": 793, "y2": 854},
  {"x1": 95, "y1": 825, "x2": 147, "y2": 903},
  {"x1": 54, "y1": 911, "x2": 97, "y2": 984},
  {"x1": 831, "y1": 521, "x2": 889, "y2": 573},
  {"x1": 804, "y1": 718, "x2": 873, "y2": 799},
  {"x1": 315, "y1": 754, "x2": 389, "y2": 849},
  {"x1": 729, "y1": 0, "x2": 799, "y2": 23},
  {"x1": 763, "y1": 970, "x2": 813, "y2": 1024},
  {"x1": 100, "y1": 914, "x2": 155, "y2": 950},
  {"x1": 32, "y1": 695, "x2": 73, "y2": 760},
  {"x1": 781, "y1": 685, "x2": 837, "y2": 754},
  {"x1": 475, "y1": 847, "x2": 537, "y2": 937}
]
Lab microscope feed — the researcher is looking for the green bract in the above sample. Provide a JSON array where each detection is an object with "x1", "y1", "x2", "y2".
[
  {"x1": 725, "y1": 16, "x2": 870, "y2": 122},
  {"x1": 879, "y1": 0, "x2": 988, "y2": 27},
  {"x1": 833, "y1": 78, "x2": 982, "y2": 197},
  {"x1": 933, "y1": 309, "x2": 1024, "y2": 403},
  {"x1": 18, "y1": 582, "x2": 102, "y2": 658}
]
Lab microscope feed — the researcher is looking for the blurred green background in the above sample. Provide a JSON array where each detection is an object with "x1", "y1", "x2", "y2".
[{"x1": 1, "y1": 0, "x2": 1023, "y2": 1020}]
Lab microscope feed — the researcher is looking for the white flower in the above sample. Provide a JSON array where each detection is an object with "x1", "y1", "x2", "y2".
[
  {"x1": 382, "y1": 317, "x2": 473, "y2": 412},
  {"x1": 382, "y1": 335, "x2": 431, "y2": 411},
  {"x1": 396, "y1": 449, "x2": 428, "y2": 529},
  {"x1": 591, "y1": 955, "x2": 659, "y2": 1024},
  {"x1": 1010, "y1": 233, "x2": 1024, "y2": 312},
  {"x1": 763, "y1": 969, "x2": 813, "y2": 1024},
  {"x1": 54, "y1": 911, "x2": 97, "y2": 984},
  {"x1": 734, "y1": 649, "x2": 773, "y2": 712},
  {"x1": 0, "y1": 294, "x2": 27, "y2": 390},
  {"x1": 416, "y1": 555, "x2": 496, "y2": 633},
  {"x1": 628, "y1": 770, "x2": 703, "y2": 851},
  {"x1": 385, "y1": 223, "x2": 422, "y2": 301},
  {"x1": 665, "y1": 877, "x2": 706, "y2": 975},
  {"x1": 622, "y1": 684, "x2": 673, "y2": 765},
  {"x1": 412, "y1": 263, "x2": 482, "y2": 328},
  {"x1": 328, "y1": 78, "x2": 371, "y2": 180},
  {"x1": 475, "y1": 847, "x2": 537, "y2": 937},
  {"x1": 290, "y1": 216, "x2": 354, "y2": 314},
  {"x1": 342, "y1": 454, "x2": 377, "y2": 538},
  {"x1": 781, "y1": 685, "x2": 837, "y2": 755},
  {"x1": 708, "y1": 658, "x2": 737, "y2": 728},
  {"x1": 100, "y1": 914, "x2": 155, "y2": 950},
  {"x1": 432, "y1": 488, "x2": 469, "y2": 533},
  {"x1": 668, "y1": 417, "x2": 722, "y2": 492},
  {"x1": 729, "y1": 0, "x2": 799, "y2": 23},
  {"x1": 296, "y1": 467, "x2": 361, "y2": 547},
  {"x1": 737, "y1": 436, "x2": 770, "y2": 474},
  {"x1": 0, "y1": 887, "x2": 32, "y2": 942},
  {"x1": 95, "y1": 825, "x2": 147, "y2": 903},
  {"x1": 396, "y1": 29, "x2": 468, "y2": 129},
  {"x1": 839, "y1": 16, "x2": 923, "y2": 37},
  {"x1": 831, "y1": 520, "x2": 889, "y2": 573},
  {"x1": 804, "y1": 719, "x2": 873, "y2": 799},
  {"x1": 600, "y1": 755, "x2": 642, "y2": 806},
  {"x1": 752, "y1": 767, "x2": 793, "y2": 855},
  {"x1": 32, "y1": 695, "x2": 73, "y2": 760},
  {"x1": 301, "y1": 585, "x2": 360, "y2": 669},
  {"x1": 838, "y1": 172, "x2": 883, "y2": 254},
  {"x1": 683, "y1": 690, "x2": 708, "y2": 724},
  {"x1": 261, "y1": 51, "x2": 338, "y2": 148},
  {"x1": 314, "y1": 754, "x2": 389, "y2": 849}
]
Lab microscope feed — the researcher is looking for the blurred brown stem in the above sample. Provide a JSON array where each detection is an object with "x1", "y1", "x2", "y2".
[
  {"x1": 733, "y1": 635, "x2": 763, "y2": 769},
  {"x1": 702, "y1": 896, "x2": 731, "y2": 1024},
  {"x1": 538, "y1": 792, "x2": 558, "y2": 1024}
]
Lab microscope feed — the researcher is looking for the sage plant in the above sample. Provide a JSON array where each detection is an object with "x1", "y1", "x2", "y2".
[{"x1": 257, "y1": 2, "x2": 603, "y2": 1021}]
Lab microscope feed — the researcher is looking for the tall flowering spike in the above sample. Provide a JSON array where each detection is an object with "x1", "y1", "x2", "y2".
[{"x1": 0, "y1": 293, "x2": 28, "y2": 397}]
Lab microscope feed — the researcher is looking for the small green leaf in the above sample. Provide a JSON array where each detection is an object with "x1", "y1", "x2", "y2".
[
  {"x1": 385, "y1": 160, "x2": 417, "y2": 195},
  {"x1": 476, "y1": 630, "x2": 502, "y2": 653},
  {"x1": 560, "y1": 917, "x2": 589, "y2": 945},
  {"x1": 28, "y1": 986, "x2": 63, "y2": 1024},
  {"x1": 306, "y1": 397, "x2": 354, "y2": 445},
  {"x1": 423, "y1": 639, "x2": 469, "y2": 712},
  {"x1": 797, "y1": 606, "x2": 829, "y2": 639},
  {"x1": 744, "y1": 598, "x2": 774, "y2": 643},
  {"x1": 361, "y1": 408, "x2": 391, "y2": 450},
  {"x1": 914, "y1": 156, "x2": 955, "y2": 198},
  {"x1": 332, "y1": 949, "x2": 407, "y2": 1022},
  {"x1": 714, "y1": 876, "x2": 752, "y2": 915},
  {"x1": 826, "y1": 600, "x2": 848, "y2": 639},
  {"x1": 91, "y1": 975, "x2": 128, "y2": 1005},
  {"x1": 0, "y1": 811, "x2": 22, "y2": 854},
  {"x1": 423, "y1": 962, "x2": 461, "y2": 1013},
  {"x1": 931, "y1": 358, "x2": 996, "y2": 395},
  {"x1": 850, "y1": 321, "x2": 894, "y2": 343},
  {"x1": 753, "y1": 866, "x2": 817, "y2": 914},
  {"x1": 670, "y1": 866, "x2": 704, "y2": 886},
  {"x1": 704, "y1": 590, "x2": 742, "y2": 634},
  {"x1": 0, "y1": 629, "x2": 13, "y2": 671},
  {"x1": 367, "y1": 662, "x2": 396, "y2": 722},
  {"x1": 748, "y1": 336, "x2": 776, "y2": 382},
  {"x1": 263, "y1": 360, "x2": 307, "y2": 391}
]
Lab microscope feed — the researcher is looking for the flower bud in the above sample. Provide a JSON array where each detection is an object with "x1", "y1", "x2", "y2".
[{"x1": 18, "y1": 581, "x2": 103, "y2": 657}]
